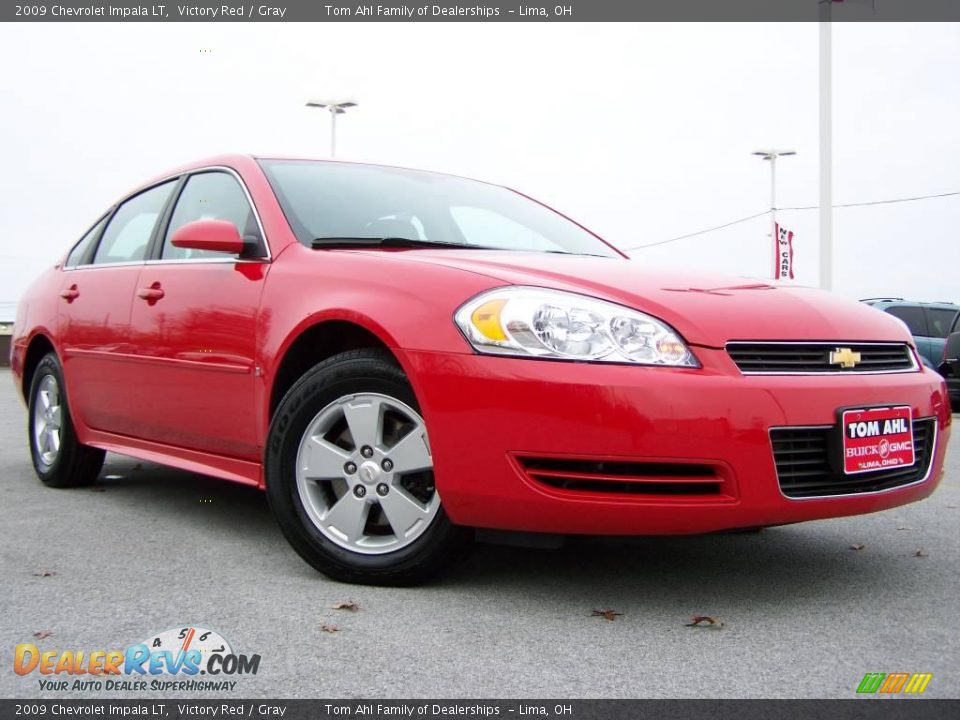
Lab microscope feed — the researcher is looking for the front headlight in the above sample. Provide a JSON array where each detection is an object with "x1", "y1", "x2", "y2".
[{"x1": 454, "y1": 286, "x2": 699, "y2": 367}]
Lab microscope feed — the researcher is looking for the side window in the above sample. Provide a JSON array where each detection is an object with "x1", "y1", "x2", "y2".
[
  {"x1": 162, "y1": 172, "x2": 260, "y2": 260},
  {"x1": 93, "y1": 181, "x2": 177, "y2": 265},
  {"x1": 64, "y1": 216, "x2": 107, "y2": 268},
  {"x1": 885, "y1": 306, "x2": 929, "y2": 337},
  {"x1": 926, "y1": 308, "x2": 958, "y2": 339}
]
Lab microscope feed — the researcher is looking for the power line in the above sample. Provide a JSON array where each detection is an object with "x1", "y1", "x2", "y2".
[
  {"x1": 625, "y1": 210, "x2": 769, "y2": 250},
  {"x1": 0, "y1": 255, "x2": 51, "y2": 262},
  {"x1": 629, "y1": 189, "x2": 960, "y2": 250},
  {"x1": 781, "y1": 189, "x2": 960, "y2": 211}
]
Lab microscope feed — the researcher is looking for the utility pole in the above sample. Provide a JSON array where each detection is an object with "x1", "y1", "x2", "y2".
[
  {"x1": 752, "y1": 149, "x2": 796, "y2": 279},
  {"x1": 305, "y1": 99, "x2": 358, "y2": 158},
  {"x1": 819, "y1": 9, "x2": 833, "y2": 290}
]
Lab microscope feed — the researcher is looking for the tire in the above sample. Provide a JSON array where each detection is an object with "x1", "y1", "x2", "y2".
[
  {"x1": 27, "y1": 352, "x2": 105, "y2": 488},
  {"x1": 266, "y1": 349, "x2": 472, "y2": 585}
]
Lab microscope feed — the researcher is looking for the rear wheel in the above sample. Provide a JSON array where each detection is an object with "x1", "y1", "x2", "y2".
[
  {"x1": 28, "y1": 352, "x2": 105, "y2": 488},
  {"x1": 266, "y1": 349, "x2": 471, "y2": 585}
]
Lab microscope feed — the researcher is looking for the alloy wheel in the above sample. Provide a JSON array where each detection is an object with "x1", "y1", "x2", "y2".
[
  {"x1": 295, "y1": 393, "x2": 440, "y2": 554},
  {"x1": 33, "y1": 374, "x2": 63, "y2": 468}
]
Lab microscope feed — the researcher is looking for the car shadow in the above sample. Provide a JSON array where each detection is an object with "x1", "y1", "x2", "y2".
[{"x1": 92, "y1": 454, "x2": 915, "y2": 609}]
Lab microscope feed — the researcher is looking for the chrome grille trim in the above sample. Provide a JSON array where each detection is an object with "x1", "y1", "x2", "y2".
[{"x1": 726, "y1": 341, "x2": 918, "y2": 375}]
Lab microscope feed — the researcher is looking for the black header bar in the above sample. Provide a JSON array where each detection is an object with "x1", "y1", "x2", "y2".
[
  {"x1": 1, "y1": 699, "x2": 959, "y2": 720},
  {"x1": 5, "y1": 0, "x2": 960, "y2": 23}
]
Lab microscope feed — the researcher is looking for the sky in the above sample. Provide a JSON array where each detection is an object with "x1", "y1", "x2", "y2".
[{"x1": 0, "y1": 21, "x2": 958, "y2": 315}]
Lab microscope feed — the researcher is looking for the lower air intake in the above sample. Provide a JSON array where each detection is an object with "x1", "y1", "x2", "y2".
[
  {"x1": 770, "y1": 418, "x2": 936, "y2": 498},
  {"x1": 515, "y1": 457, "x2": 728, "y2": 497}
]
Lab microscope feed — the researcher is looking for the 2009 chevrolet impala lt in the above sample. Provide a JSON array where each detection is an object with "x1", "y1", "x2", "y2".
[{"x1": 11, "y1": 155, "x2": 952, "y2": 584}]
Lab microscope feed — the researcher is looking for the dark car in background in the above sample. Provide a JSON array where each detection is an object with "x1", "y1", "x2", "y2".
[
  {"x1": 862, "y1": 299, "x2": 959, "y2": 370},
  {"x1": 937, "y1": 311, "x2": 960, "y2": 410}
]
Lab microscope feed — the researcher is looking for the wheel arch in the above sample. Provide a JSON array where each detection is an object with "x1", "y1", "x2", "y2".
[
  {"x1": 266, "y1": 315, "x2": 411, "y2": 424},
  {"x1": 21, "y1": 332, "x2": 57, "y2": 402}
]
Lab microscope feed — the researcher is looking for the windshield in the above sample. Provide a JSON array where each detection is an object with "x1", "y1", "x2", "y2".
[{"x1": 258, "y1": 159, "x2": 621, "y2": 257}]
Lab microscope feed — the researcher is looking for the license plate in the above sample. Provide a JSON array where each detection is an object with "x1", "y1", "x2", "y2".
[{"x1": 841, "y1": 406, "x2": 915, "y2": 475}]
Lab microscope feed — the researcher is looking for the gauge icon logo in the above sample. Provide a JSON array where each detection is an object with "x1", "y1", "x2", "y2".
[{"x1": 141, "y1": 627, "x2": 233, "y2": 670}]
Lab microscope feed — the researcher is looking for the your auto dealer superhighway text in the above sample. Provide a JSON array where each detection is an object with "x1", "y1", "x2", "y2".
[{"x1": 48, "y1": 5, "x2": 288, "y2": 18}]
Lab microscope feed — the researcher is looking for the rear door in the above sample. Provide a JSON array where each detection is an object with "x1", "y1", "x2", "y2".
[
  {"x1": 924, "y1": 307, "x2": 957, "y2": 368},
  {"x1": 125, "y1": 170, "x2": 269, "y2": 461},
  {"x1": 943, "y1": 312, "x2": 960, "y2": 382},
  {"x1": 59, "y1": 180, "x2": 178, "y2": 434}
]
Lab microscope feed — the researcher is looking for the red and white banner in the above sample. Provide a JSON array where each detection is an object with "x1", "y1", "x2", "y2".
[{"x1": 774, "y1": 223, "x2": 794, "y2": 280}]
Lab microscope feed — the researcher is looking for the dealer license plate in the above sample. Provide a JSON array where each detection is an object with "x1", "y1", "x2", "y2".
[{"x1": 841, "y1": 406, "x2": 915, "y2": 475}]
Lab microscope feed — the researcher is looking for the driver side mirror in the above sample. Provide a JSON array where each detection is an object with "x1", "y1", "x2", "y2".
[
  {"x1": 939, "y1": 331, "x2": 960, "y2": 376},
  {"x1": 170, "y1": 219, "x2": 248, "y2": 255}
]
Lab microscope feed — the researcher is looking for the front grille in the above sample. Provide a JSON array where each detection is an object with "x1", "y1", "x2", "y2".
[
  {"x1": 727, "y1": 342, "x2": 916, "y2": 374},
  {"x1": 515, "y1": 457, "x2": 727, "y2": 497},
  {"x1": 771, "y1": 418, "x2": 936, "y2": 498}
]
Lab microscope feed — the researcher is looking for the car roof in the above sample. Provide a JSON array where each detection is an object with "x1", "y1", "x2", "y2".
[
  {"x1": 127, "y1": 154, "x2": 520, "y2": 213},
  {"x1": 153, "y1": 153, "x2": 495, "y2": 187},
  {"x1": 862, "y1": 299, "x2": 959, "y2": 310}
]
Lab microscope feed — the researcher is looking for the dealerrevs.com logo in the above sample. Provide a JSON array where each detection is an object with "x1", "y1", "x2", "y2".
[{"x1": 14, "y1": 626, "x2": 261, "y2": 692}]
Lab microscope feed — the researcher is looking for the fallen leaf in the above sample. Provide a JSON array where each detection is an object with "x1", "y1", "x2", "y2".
[
  {"x1": 331, "y1": 601, "x2": 360, "y2": 611},
  {"x1": 896, "y1": 526, "x2": 911, "y2": 531},
  {"x1": 590, "y1": 609, "x2": 622, "y2": 622},
  {"x1": 320, "y1": 624, "x2": 339, "y2": 633},
  {"x1": 32, "y1": 570, "x2": 56, "y2": 577},
  {"x1": 685, "y1": 616, "x2": 725, "y2": 629},
  {"x1": 914, "y1": 549, "x2": 929, "y2": 558},
  {"x1": 850, "y1": 544, "x2": 866, "y2": 551},
  {"x1": 33, "y1": 631, "x2": 53, "y2": 639}
]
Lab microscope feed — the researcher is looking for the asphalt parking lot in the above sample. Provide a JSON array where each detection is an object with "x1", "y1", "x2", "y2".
[{"x1": 1, "y1": 367, "x2": 957, "y2": 699}]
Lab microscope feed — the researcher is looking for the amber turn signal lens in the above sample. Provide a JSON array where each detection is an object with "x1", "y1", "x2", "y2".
[{"x1": 470, "y1": 299, "x2": 508, "y2": 342}]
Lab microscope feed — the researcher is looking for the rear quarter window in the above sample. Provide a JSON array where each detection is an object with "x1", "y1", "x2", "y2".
[{"x1": 64, "y1": 216, "x2": 107, "y2": 268}]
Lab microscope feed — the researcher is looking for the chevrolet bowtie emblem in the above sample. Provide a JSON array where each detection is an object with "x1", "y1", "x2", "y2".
[{"x1": 830, "y1": 347, "x2": 862, "y2": 369}]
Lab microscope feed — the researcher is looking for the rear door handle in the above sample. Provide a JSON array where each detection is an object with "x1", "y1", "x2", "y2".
[
  {"x1": 60, "y1": 285, "x2": 79, "y2": 302},
  {"x1": 136, "y1": 283, "x2": 165, "y2": 302}
]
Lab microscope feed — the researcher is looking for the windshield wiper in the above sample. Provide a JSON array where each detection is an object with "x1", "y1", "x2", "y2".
[{"x1": 311, "y1": 236, "x2": 495, "y2": 251}]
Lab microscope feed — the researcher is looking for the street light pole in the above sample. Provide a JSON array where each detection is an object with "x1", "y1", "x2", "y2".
[
  {"x1": 305, "y1": 99, "x2": 358, "y2": 158},
  {"x1": 330, "y1": 109, "x2": 337, "y2": 158},
  {"x1": 753, "y1": 149, "x2": 796, "y2": 279},
  {"x1": 819, "y1": 16, "x2": 833, "y2": 291}
]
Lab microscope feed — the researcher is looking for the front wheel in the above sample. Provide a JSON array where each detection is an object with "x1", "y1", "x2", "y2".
[{"x1": 265, "y1": 349, "x2": 471, "y2": 585}]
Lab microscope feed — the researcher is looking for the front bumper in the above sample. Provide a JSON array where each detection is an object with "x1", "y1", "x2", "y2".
[{"x1": 401, "y1": 347, "x2": 952, "y2": 535}]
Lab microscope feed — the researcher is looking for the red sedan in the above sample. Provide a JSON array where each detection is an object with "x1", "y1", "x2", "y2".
[{"x1": 11, "y1": 155, "x2": 952, "y2": 584}]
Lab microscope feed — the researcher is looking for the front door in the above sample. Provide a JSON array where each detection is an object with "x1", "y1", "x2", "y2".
[{"x1": 126, "y1": 170, "x2": 269, "y2": 461}]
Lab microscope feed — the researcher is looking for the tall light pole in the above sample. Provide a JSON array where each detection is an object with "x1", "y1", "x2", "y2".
[
  {"x1": 753, "y1": 149, "x2": 796, "y2": 280},
  {"x1": 819, "y1": 12, "x2": 833, "y2": 291},
  {"x1": 305, "y1": 98, "x2": 358, "y2": 158}
]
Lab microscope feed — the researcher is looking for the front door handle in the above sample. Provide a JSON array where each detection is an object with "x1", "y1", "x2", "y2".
[
  {"x1": 60, "y1": 285, "x2": 79, "y2": 302},
  {"x1": 136, "y1": 282, "x2": 165, "y2": 303}
]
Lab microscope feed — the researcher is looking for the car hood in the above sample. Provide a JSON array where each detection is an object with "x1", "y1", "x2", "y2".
[{"x1": 376, "y1": 250, "x2": 910, "y2": 348}]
